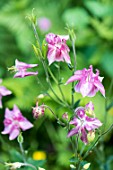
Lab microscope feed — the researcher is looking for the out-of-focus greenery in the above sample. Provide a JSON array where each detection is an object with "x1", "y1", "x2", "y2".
[{"x1": 0, "y1": 0, "x2": 113, "y2": 169}]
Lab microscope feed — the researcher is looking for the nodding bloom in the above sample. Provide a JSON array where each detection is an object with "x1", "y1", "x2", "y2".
[
  {"x1": 9, "y1": 59, "x2": 38, "y2": 78},
  {"x1": 1, "y1": 105, "x2": 33, "y2": 140},
  {"x1": 66, "y1": 65, "x2": 105, "y2": 97},
  {"x1": 32, "y1": 102, "x2": 45, "y2": 119},
  {"x1": 67, "y1": 102, "x2": 102, "y2": 144},
  {"x1": 0, "y1": 79, "x2": 12, "y2": 108},
  {"x1": 45, "y1": 33, "x2": 71, "y2": 65},
  {"x1": 37, "y1": 17, "x2": 51, "y2": 32}
]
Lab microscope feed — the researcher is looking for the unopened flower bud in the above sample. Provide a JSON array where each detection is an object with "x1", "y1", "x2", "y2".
[
  {"x1": 32, "y1": 102, "x2": 45, "y2": 119},
  {"x1": 87, "y1": 131, "x2": 95, "y2": 143},
  {"x1": 37, "y1": 94, "x2": 45, "y2": 99},
  {"x1": 85, "y1": 101, "x2": 95, "y2": 117},
  {"x1": 62, "y1": 112, "x2": 68, "y2": 120},
  {"x1": 83, "y1": 163, "x2": 91, "y2": 169},
  {"x1": 38, "y1": 167, "x2": 46, "y2": 170}
]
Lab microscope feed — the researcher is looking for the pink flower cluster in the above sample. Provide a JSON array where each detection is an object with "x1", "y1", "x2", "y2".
[
  {"x1": 66, "y1": 65, "x2": 105, "y2": 97},
  {"x1": 46, "y1": 33, "x2": 71, "y2": 65},
  {"x1": 68, "y1": 102, "x2": 102, "y2": 144}
]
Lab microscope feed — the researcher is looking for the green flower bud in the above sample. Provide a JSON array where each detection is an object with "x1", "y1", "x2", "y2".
[
  {"x1": 87, "y1": 131, "x2": 95, "y2": 143},
  {"x1": 17, "y1": 132, "x2": 24, "y2": 144},
  {"x1": 42, "y1": 39, "x2": 48, "y2": 59}
]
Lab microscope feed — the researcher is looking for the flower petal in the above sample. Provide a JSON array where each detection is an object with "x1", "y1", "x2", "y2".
[
  {"x1": 19, "y1": 119, "x2": 33, "y2": 131},
  {"x1": 67, "y1": 126, "x2": 79, "y2": 137},
  {"x1": 94, "y1": 80, "x2": 105, "y2": 97},
  {"x1": 9, "y1": 128, "x2": 20, "y2": 140}
]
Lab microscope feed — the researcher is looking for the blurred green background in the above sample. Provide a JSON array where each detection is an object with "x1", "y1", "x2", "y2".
[{"x1": 0, "y1": 0, "x2": 113, "y2": 169}]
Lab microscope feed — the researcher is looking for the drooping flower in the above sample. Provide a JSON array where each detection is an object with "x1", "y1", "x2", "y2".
[
  {"x1": 67, "y1": 102, "x2": 102, "y2": 144},
  {"x1": 9, "y1": 59, "x2": 38, "y2": 78},
  {"x1": 0, "y1": 79, "x2": 12, "y2": 108},
  {"x1": 32, "y1": 102, "x2": 45, "y2": 119},
  {"x1": 1, "y1": 105, "x2": 33, "y2": 140},
  {"x1": 46, "y1": 33, "x2": 71, "y2": 65},
  {"x1": 37, "y1": 17, "x2": 51, "y2": 32},
  {"x1": 66, "y1": 65, "x2": 105, "y2": 97}
]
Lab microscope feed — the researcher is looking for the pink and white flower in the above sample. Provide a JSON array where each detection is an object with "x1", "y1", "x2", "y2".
[
  {"x1": 46, "y1": 33, "x2": 71, "y2": 65},
  {"x1": 11, "y1": 59, "x2": 38, "y2": 78},
  {"x1": 0, "y1": 79, "x2": 12, "y2": 108},
  {"x1": 67, "y1": 102, "x2": 102, "y2": 144},
  {"x1": 32, "y1": 102, "x2": 45, "y2": 119},
  {"x1": 66, "y1": 65, "x2": 105, "y2": 97},
  {"x1": 1, "y1": 105, "x2": 33, "y2": 140}
]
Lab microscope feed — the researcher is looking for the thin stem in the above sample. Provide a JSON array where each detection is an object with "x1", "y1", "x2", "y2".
[
  {"x1": 48, "y1": 66, "x2": 68, "y2": 105},
  {"x1": 44, "y1": 105, "x2": 65, "y2": 126},
  {"x1": 19, "y1": 142, "x2": 26, "y2": 163},
  {"x1": 42, "y1": 59, "x2": 67, "y2": 107},
  {"x1": 32, "y1": 23, "x2": 41, "y2": 47},
  {"x1": 24, "y1": 163, "x2": 37, "y2": 170},
  {"x1": 71, "y1": 39, "x2": 76, "y2": 108},
  {"x1": 83, "y1": 124, "x2": 113, "y2": 159},
  {"x1": 72, "y1": 40, "x2": 76, "y2": 72}
]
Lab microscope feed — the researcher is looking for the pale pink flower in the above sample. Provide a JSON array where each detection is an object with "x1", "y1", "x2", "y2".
[
  {"x1": 37, "y1": 17, "x2": 51, "y2": 32},
  {"x1": 1, "y1": 105, "x2": 33, "y2": 140},
  {"x1": 66, "y1": 65, "x2": 105, "y2": 97},
  {"x1": 0, "y1": 79, "x2": 12, "y2": 108},
  {"x1": 32, "y1": 102, "x2": 45, "y2": 119},
  {"x1": 12, "y1": 59, "x2": 38, "y2": 78},
  {"x1": 67, "y1": 102, "x2": 102, "y2": 144},
  {"x1": 46, "y1": 33, "x2": 71, "y2": 65}
]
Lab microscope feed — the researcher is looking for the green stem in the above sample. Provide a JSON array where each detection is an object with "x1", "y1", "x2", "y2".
[
  {"x1": 48, "y1": 66, "x2": 68, "y2": 105},
  {"x1": 83, "y1": 124, "x2": 113, "y2": 159},
  {"x1": 44, "y1": 105, "x2": 65, "y2": 126},
  {"x1": 24, "y1": 163, "x2": 37, "y2": 170},
  {"x1": 42, "y1": 59, "x2": 67, "y2": 107},
  {"x1": 19, "y1": 142, "x2": 26, "y2": 163},
  {"x1": 71, "y1": 39, "x2": 76, "y2": 108},
  {"x1": 72, "y1": 39, "x2": 76, "y2": 72}
]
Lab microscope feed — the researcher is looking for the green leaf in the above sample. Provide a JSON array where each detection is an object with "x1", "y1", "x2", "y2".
[
  {"x1": 84, "y1": 1, "x2": 113, "y2": 18},
  {"x1": 62, "y1": 7, "x2": 90, "y2": 29},
  {"x1": 101, "y1": 51, "x2": 113, "y2": 78},
  {"x1": 69, "y1": 157, "x2": 79, "y2": 164}
]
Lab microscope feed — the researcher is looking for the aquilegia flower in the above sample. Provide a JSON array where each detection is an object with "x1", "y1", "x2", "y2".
[
  {"x1": 37, "y1": 17, "x2": 51, "y2": 32},
  {"x1": 9, "y1": 59, "x2": 38, "y2": 78},
  {"x1": 0, "y1": 79, "x2": 12, "y2": 108},
  {"x1": 1, "y1": 105, "x2": 33, "y2": 140},
  {"x1": 46, "y1": 33, "x2": 71, "y2": 65},
  {"x1": 66, "y1": 65, "x2": 105, "y2": 97},
  {"x1": 32, "y1": 102, "x2": 45, "y2": 119},
  {"x1": 67, "y1": 102, "x2": 102, "y2": 144}
]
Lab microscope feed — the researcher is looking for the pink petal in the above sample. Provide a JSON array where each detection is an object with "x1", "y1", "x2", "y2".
[
  {"x1": 9, "y1": 128, "x2": 20, "y2": 140},
  {"x1": 15, "y1": 59, "x2": 38, "y2": 70},
  {"x1": 14, "y1": 71, "x2": 38, "y2": 78},
  {"x1": 94, "y1": 80, "x2": 105, "y2": 97},
  {"x1": 67, "y1": 126, "x2": 79, "y2": 137},
  {"x1": 19, "y1": 120, "x2": 33, "y2": 131},
  {"x1": 1, "y1": 124, "x2": 13, "y2": 135},
  {"x1": 80, "y1": 82, "x2": 94, "y2": 97},
  {"x1": 80, "y1": 128, "x2": 88, "y2": 144},
  {"x1": 62, "y1": 50, "x2": 71, "y2": 64},
  {"x1": 4, "y1": 108, "x2": 13, "y2": 119},
  {"x1": 0, "y1": 96, "x2": 2, "y2": 108},
  {"x1": 66, "y1": 70, "x2": 83, "y2": 84},
  {"x1": 0, "y1": 86, "x2": 12, "y2": 96}
]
